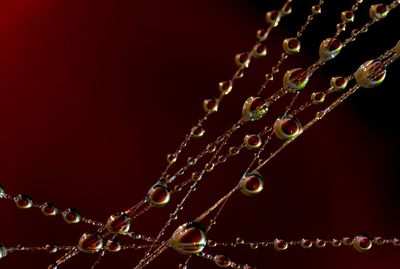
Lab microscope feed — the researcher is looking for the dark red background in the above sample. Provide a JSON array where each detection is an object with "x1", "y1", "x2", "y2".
[{"x1": 0, "y1": 0, "x2": 399, "y2": 268}]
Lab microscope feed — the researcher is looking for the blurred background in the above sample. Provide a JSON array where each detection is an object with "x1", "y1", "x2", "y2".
[{"x1": 0, "y1": 0, "x2": 399, "y2": 268}]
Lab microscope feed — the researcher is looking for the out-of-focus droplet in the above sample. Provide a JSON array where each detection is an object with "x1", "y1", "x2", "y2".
[
  {"x1": 14, "y1": 194, "x2": 33, "y2": 209},
  {"x1": 41, "y1": 203, "x2": 58, "y2": 217},
  {"x1": 62, "y1": 208, "x2": 81, "y2": 224}
]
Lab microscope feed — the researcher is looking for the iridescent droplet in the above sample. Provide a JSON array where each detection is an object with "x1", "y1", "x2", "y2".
[
  {"x1": 283, "y1": 68, "x2": 309, "y2": 92},
  {"x1": 282, "y1": 38, "x2": 300, "y2": 55},
  {"x1": 273, "y1": 115, "x2": 302, "y2": 140},
  {"x1": 213, "y1": 254, "x2": 231, "y2": 268},
  {"x1": 273, "y1": 238, "x2": 288, "y2": 251},
  {"x1": 62, "y1": 208, "x2": 81, "y2": 224},
  {"x1": 14, "y1": 194, "x2": 33, "y2": 209},
  {"x1": 146, "y1": 182, "x2": 171, "y2": 207},
  {"x1": 106, "y1": 238, "x2": 122, "y2": 252},
  {"x1": 244, "y1": 134, "x2": 262, "y2": 150},
  {"x1": 241, "y1": 96, "x2": 269, "y2": 121},
  {"x1": 106, "y1": 212, "x2": 131, "y2": 234},
  {"x1": 41, "y1": 203, "x2": 58, "y2": 217},
  {"x1": 355, "y1": 60, "x2": 386, "y2": 88},
  {"x1": 170, "y1": 222, "x2": 207, "y2": 255},
  {"x1": 78, "y1": 232, "x2": 103, "y2": 253},
  {"x1": 369, "y1": 4, "x2": 388, "y2": 20},
  {"x1": 353, "y1": 234, "x2": 372, "y2": 252},
  {"x1": 319, "y1": 38, "x2": 342, "y2": 60},
  {"x1": 239, "y1": 171, "x2": 264, "y2": 196}
]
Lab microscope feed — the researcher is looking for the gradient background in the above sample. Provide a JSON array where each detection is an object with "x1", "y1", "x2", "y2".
[{"x1": 0, "y1": 0, "x2": 399, "y2": 268}]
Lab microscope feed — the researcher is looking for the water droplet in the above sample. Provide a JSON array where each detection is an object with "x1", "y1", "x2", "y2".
[
  {"x1": 250, "y1": 242, "x2": 259, "y2": 249},
  {"x1": 0, "y1": 243, "x2": 7, "y2": 260},
  {"x1": 45, "y1": 244, "x2": 58, "y2": 253},
  {"x1": 167, "y1": 154, "x2": 177, "y2": 164},
  {"x1": 235, "y1": 52, "x2": 251, "y2": 68},
  {"x1": 319, "y1": 38, "x2": 342, "y2": 60},
  {"x1": 106, "y1": 238, "x2": 122, "y2": 252},
  {"x1": 213, "y1": 254, "x2": 231, "y2": 268},
  {"x1": 190, "y1": 125, "x2": 205, "y2": 138},
  {"x1": 330, "y1": 76, "x2": 348, "y2": 90},
  {"x1": 273, "y1": 238, "x2": 288, "y2": 251},
  {"x1": 228, "y1": 147, "x2": 241, "y2": 156},
  {"x1": 369, "y1": 4, "x2": 388, "y2": 20},
  {"x1": 219, "y1": 81, "x2": 233, "y2": 95},
  {"x1": 265, "y1": 10, "x2": 281, "y2": 27},
  {"x1": 315, "y1": 239, "x2": 326, "y2": 248},
  {"x1": 41, "y1": 203, "x2": 58, "y2": 217},
  {"x1": 311, "y1": 5, "x2": 321, "y2": 14},
  {"x1": 252, "y1": 43, "x2": 267, "y2": 58},
  {"x1": 244, "y1": 134, "x2": 262, "y2": 150},
  {"x1": 283, "y1": 68, "x2": 309, "y2": 92},
  {"x1": 300, "y1": 238, "x2": 313, "y2": 249},
  {"x1": 273, "y1": 115, "x2": 302, "y2": 140},
  {"x1": 281, "y1": 2, "x2": 292, "y2": 16},
  {"x1": 242, "y1": 96, "x2": 269, "y2": 121},
  {"x1": 283, "y1": 38, "x2": 300, "y2": 55},
  {"x1": 170, "y1": 222, "x2": 207, "y2": 255},
  {"x1": 62, "y1": 208, "x2": 81, "y2": 224},
  {"x1": 239, "y1": 171, "x2": 264, "y2": 196},
  {"x1": 106, "y1": 212, "x2": 131, "y2": 234},
  {"x1": 0, "y1": 185, "x2": 5, "y2": 199},
  {"x1": 355, "y1": 60, "x2": 386, "y2": 88},
  {"x1": 78, "y1": 232, "x2": 103, "y2": 253},
  {"x1": 353, "y1": 234, "x2": 372, "y2": 252},
  {"x1": 331, "y1": 239, "x2": 342, "y2": 247},
  {"x1": 311, "y1": 92, "x2": 325, "y2": 104},
  {"x1": 14, "y1": 194, "x2": 33, "y2": 209},
  {"x1": 146, "y1": 182, "x2": 171, "y2": 207},
  {"x1": 203, "y1": 99, "x2": 218, "y2": 113},
  {"x1": 341, "y1": 11, "x2": 354, "y2": 22}
]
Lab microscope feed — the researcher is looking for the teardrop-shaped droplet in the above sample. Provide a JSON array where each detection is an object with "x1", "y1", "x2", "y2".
[
  {"x1": 146, "y1": 182, "x2": 171, "y2": 207},
  {"x1": 62, "y1": 208, "x2": 81, "y2": 224},
  {"x1": 170, "y1": 222, "x2": 207, "y2": 255},
  {"x1": 41, "y1": 203, "x2": 58, "y2": 217},
  {"x1": 78, "y1": 232, "x2": 103, "y2": 253},
  {"x1": 239, "y1": 171, "x2": 264, "y2": 196},
  {"x1": 213, "y1": 254, "x2": 231, "y2": 268},
  {"x1": 241, "y1": 96, "x2": 269, "y2": 122},
  {"x1": 273, "y1": 115, "x2": 302, "y2": 140},
  {"x1": 283, "y1": 68, "x2": 309, "y2": 92},
  {"x1": 14, "y1": 194, "x2": 33, "y2": 209},
  {"x1": 319, "y1": 38, "x2": 342, "y2": 60},
  {"x1": 106, "y1": 212, "x2": 131, "y2": 234},
  {"x1": 106, "y1": 238, "x2": 122, "y2": 252},
  {"x1": 355, "y1": 60, "x2": 386, "y2": 88}
]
